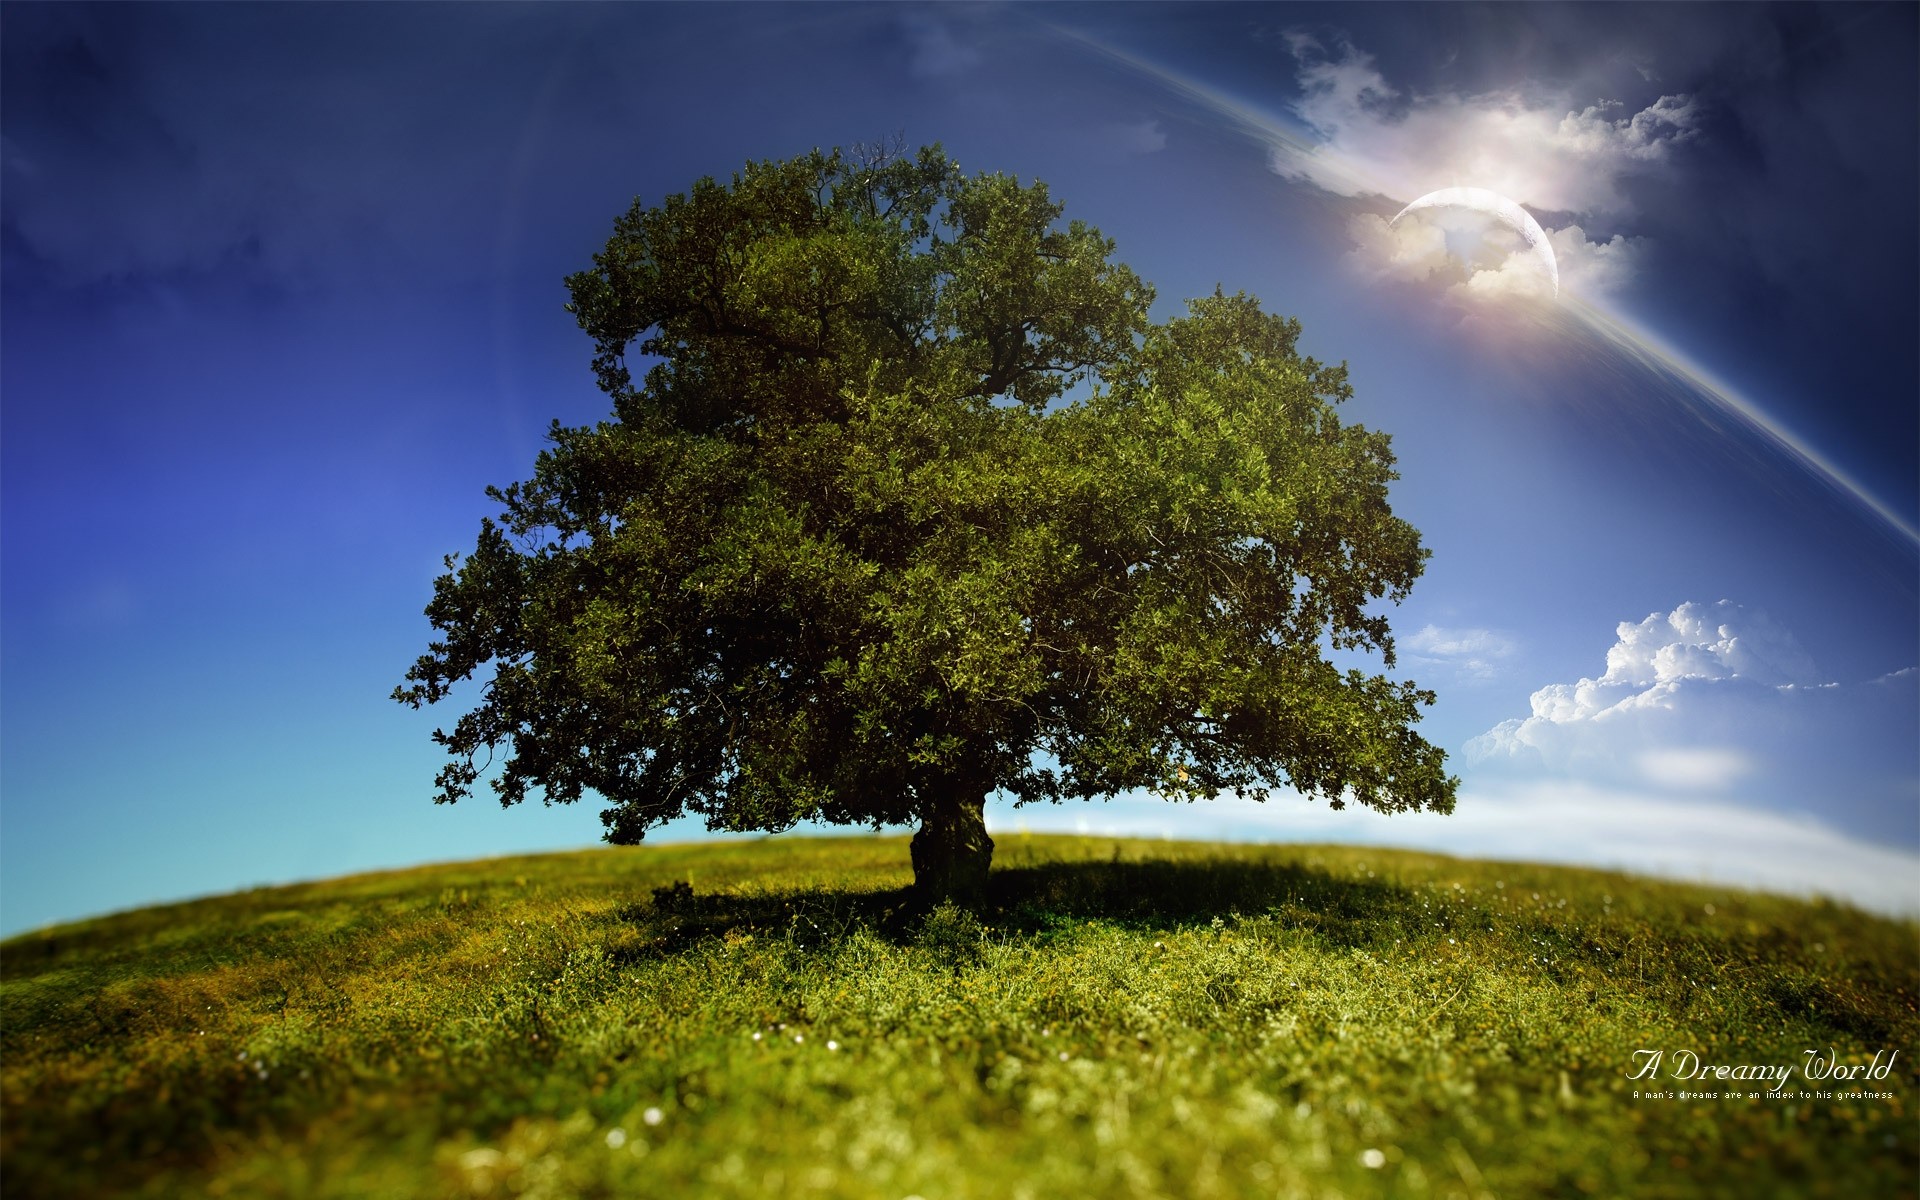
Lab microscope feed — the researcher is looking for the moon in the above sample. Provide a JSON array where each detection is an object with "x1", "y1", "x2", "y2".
[{"x1": 1391, "y1": 187, "x2": 1559, "y2": 297}]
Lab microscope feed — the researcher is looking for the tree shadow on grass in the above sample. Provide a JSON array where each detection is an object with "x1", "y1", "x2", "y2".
[
  {"x1": 988, "y1": 857, "x2": 1417, "y2": 947},
  {"x1": 611, "y1": 854, "x2": 1423, "y2": 960}
]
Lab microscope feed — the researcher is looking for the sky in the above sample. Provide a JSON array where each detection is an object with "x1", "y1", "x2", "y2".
[{"x1": 3, "y1": 2, "x2": 1915, "y2": 934}]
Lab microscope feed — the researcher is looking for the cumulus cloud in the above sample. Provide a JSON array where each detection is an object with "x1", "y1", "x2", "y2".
[
  {"x1": 1555, "y1": 95, "x2": 1702, "y2": 165},
  {"x1": 973, "y1": 600, "x2": 1917, "y2": 915},
  {"x1": 1343, "y1": 210, "x2": 1643, "y2": 302},
  {"x1": 1276, "y1": 33, "x2": 1697, "y2": 297},
  {"x1": 1403, "y1": 623, "x2": 1517, "y2": 683},
  {"x1": 1468, "y1": 601, "x2": 1917, "y2": 844},
  {"x1": 1343, "y1": 212, "x2": 1451, "y2": 280},
  {"x1": 1542, "y1": 223, "x2": 1640, "y2": 295}
]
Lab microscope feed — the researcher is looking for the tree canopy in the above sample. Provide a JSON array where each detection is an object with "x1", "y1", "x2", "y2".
[{"x1": 394, "y1": 144, "x2": 1456, "y2": 899}]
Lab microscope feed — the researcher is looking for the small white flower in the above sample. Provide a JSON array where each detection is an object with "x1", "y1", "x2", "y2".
[
  {"x1": 1058, "y1": 1051, "x2": 1069, "y2": 1061},
  {"x1": 794, "y1": 1034, "x2": 804, "y2": 1043},
  {"x1": 642, "y1": 1107, "x2": 664, "y2": 1126},
  {"x1": 752, "y1": 1032, "x2": 762, "y2": 1041},
  {"x1": 827, "y1": 1040, "x2": 839, "y2": 1051},
  {"x1": 1361, "y1": 1148, "x2": 1386, "y2": 1169},
  {"x1": 606, "y1": 1128, "x2": 627, "y2": 1149}
]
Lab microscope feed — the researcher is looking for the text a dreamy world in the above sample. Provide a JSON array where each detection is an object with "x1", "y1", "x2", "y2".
[{"x1": 1627, "y1": 1048, "x2": 1901, "y2": 1092}]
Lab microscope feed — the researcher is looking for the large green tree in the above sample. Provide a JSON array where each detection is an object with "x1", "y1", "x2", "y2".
[{"x1": 395, "y1": 144, "x2": 1455, "y2": 900}]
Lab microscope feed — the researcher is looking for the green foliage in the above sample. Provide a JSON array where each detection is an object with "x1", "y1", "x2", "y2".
[
  {"x1": 4, "y1": 837, "x2": 1915, "y2": 1198},
  {"x1": 394, "y1": 144, "x2": 1453, "y2": 848}
]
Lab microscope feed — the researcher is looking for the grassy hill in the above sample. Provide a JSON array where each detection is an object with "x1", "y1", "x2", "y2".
[{"x1": 3, "y1": 834, "x2": 1914, "y2": 1199}]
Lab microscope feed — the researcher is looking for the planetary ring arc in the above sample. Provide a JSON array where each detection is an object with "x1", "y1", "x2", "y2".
[
  {"x1": 1391, "y1": 188, "x2": 1559, "y2": 298},
  {"x1": 1033, "y1": 21, "x2": 1915, "y2": 548}
]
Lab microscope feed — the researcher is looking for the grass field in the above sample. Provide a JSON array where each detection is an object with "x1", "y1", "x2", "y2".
[{"x1": 2, "y1": 834, "x2": 1915, "y2": 1199}]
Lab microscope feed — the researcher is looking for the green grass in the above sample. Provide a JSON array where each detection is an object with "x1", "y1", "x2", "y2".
[{"x1": 3, "y1": 834, "x2": 1915, "y2": 1199}]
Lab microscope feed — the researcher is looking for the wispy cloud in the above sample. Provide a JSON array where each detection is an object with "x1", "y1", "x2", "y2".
[
  {"x1": 900, "y1": 14, "x2": 982, "y2": 79},
  {"x1": 1403, "y1": 623, "x2": 1517, "y2": 683},
  {"x1": 988, "y1": 781, "x2": 1920, "y2": 917},
  {"x1": 1098, "y1": 119, "x2": 1168, "y2": 157}
]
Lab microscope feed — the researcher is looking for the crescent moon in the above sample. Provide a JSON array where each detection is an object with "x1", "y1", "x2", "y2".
[{"x1": 1390, "y1": 187, "x2": 1559, "y2": 297}]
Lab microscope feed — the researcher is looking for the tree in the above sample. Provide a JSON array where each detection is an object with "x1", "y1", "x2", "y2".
[{"x1": 394, "y1": 144, "x2": 1456, "y2": 902}]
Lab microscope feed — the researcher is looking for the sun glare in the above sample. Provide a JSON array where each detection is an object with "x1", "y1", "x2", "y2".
[{"x1": 1392, "y1": 187, "x2": 1560, "y2": 298}]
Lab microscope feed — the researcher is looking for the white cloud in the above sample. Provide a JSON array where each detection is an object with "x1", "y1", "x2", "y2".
[
  {"x1": 1545, "y1": 223, "x2": 1641, "y2": 294},
  {"x1": 1276, "y1": 33, "x2": 1699, "y2": 216},
  {"x1": 1275, "y1": 34, "x2": 1697, "y2": 298},
  {"x1": 1601, "y1": 600, "x2": 1817, "y2": 686},
  {"x1": 1467, "y1": 601, "x2": 1916, "y2": 845},
  {"x1": 1636, "y1": 747, "x2": 1753, "y2": 792},
  {"x1": 986, "y1": 781, "x2": 1920, "y2": 917},
  {"x1": 1555, "y1": 95, "x2": 1702, "y2": 165},
  {"x1": 974, "y1": 601, "x2": 1915, "y2": 914},
  {"x1": 1404, "y1": 623, "x2": 1517, "y2": 682},
  {"x1": 1343, "y1": 193, "x2": 1645, "y2": 303},
  {"x1": 1344, "y1": 212, "x2": 1451, "y2": 281},
  {"x1": 1472, "y1": 601, "x2": 1817, "y2": 754}
]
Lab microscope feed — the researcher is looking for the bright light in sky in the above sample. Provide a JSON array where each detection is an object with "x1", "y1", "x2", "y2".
[
  {"x1": 1390, "y1": 187, "x2": 1560, "y2": 296},
  {"x1": 2, "y1": 5, "x2": 1913, "y2": 932},
  {"x1": 1053, "y1": 20, "x2": 1915, "y2": 549},
  {"x1": 1003, "y1": 12, "x2": 1919, "y2": 913}
]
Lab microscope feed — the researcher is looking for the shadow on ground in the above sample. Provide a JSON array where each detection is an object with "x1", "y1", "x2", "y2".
[{"x1": 614, "y1": 855, "x2": 1422, "y2": 959}]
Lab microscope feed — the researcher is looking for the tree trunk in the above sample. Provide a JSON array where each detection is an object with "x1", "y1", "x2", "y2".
[{"x1": 910, "y1": 787, "x2": 994, "y2": 905}]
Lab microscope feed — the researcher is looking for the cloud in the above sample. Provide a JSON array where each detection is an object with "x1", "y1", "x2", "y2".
[
  {"x1": 1463, "y1": 222, "x2": 1642, "y2": 300},
  {"x1": 1542, "y1": 223, "x2": 1640, "y2": 294},
  {"x1": 1636, "y1": 747, "x2": 1753, "y2": 792},
  {"x1": 1274, "y1": 33, "x2": 1698, "y2": 298},
  {"x1": 985, "y1": 781, "x2": 1920, "y2": 917},
  {"x1": 900, "y1": 15, "x2": 982, "y2": 79},
  {"x1": 1099, "y1": 119, "x2": 1168, "y2": 156},
  {"x1": 1467, "y1": 601, "x2": 1917, "y2": 844},
  {"x1": 1554, "y1": 95, "x2": 1702, "y2": 165},
  {"x1": 1343, "y1": 210, "x2": 1643, "y2": 302},
  {"x1": 1344, "y1": 212, "x2": 1450, "y2": 280},
  {"x1": 1276, "y1": 33, "x2": 1700, "y2": 217},
  {"x1": 1403, "y1": 623, "x2": 1517, "y2": 683}
]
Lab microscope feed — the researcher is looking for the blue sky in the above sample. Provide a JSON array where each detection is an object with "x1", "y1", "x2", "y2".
[{"x1": 4, "y1": 3, "x2": 1915, "y2": 933}]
